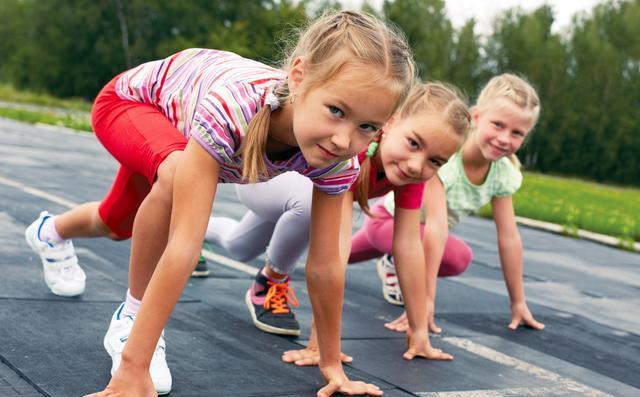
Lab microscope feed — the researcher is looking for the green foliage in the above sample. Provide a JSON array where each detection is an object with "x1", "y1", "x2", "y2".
[
  {"x1": 0, "y1": 0, "x2": 638, "y2": 186},
  {"x1": 383, "y1": 0, "x2": 454, "y2": 80},
  {"x1": 0, "y1": 0, "x2": 307, "y2": 99}
]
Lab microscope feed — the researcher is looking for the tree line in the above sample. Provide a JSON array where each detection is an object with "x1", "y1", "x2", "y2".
[{"x1": 0, "y1": 0, "x2": 638, "y2": 185}]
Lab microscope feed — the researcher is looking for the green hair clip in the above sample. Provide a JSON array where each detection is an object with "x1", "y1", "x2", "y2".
[{"x1": 365, "y1": 141, "x2": 379, "y2": 158}]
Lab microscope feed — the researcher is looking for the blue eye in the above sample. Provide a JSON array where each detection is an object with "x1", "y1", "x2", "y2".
[
  {"x1": 407, "y1": 138, "x2": 419, "y2": 149},
  {"x1": 328, "y1": 106, "x2": 344, "y2": 118},
  {"x1": 493, "y1": 121, "x2": 503, "y2": 129},
  {"x1": 359, "y1": 124, "x2": 379, "y2": 134}
]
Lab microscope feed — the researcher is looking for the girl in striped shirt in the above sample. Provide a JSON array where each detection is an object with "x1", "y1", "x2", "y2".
[
  {"x1": 206, "y1": 83, "x2": 471, "y2": 365},
  {"x1": 25, "y1": 11, "x2": 414, "y2": 397}
]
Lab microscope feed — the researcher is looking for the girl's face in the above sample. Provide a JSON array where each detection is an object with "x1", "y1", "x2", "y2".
[
  {"x1": 379, "y1": 113, "x2": 462, "y2": 186},
  {"x1": 288, "y1": 60, "x2": 396, "y2": 168},
  {"x1": 472, "y1": 98, "x2": 533, "y2": 161}
]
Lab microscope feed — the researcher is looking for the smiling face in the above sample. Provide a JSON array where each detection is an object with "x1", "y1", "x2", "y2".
[
  {"x1": 287, "y1": 59, "x2": 397, "y2": 168},
  {"x1": 472, "y1": 98, "x2": 534, "y2": 161},
  {"x1": 378, "y1": 112, "x2": 462, "y2": 186}
]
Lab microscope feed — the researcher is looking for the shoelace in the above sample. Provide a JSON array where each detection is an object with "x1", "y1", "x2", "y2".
[{"x1": 263, "y1": 281, "x2": 299, "y2": 314}]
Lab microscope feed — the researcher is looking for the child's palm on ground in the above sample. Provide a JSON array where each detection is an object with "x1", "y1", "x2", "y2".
[{"x1": 403, "y1": 330, "x2": 453, "y2": 361}]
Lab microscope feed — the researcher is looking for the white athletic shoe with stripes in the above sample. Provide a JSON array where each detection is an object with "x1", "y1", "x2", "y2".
[
  {"x1": 376, "y1": 254, "x2": 404, "y2": 306},
  {"x1": 25, "y1": 211, "x2": 86, "y2": 297},
  {"x1": 104, "y1": 303, "x2": 172, "y2": 395}
]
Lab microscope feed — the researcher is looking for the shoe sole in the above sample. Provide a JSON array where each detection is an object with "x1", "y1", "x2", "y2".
[
  {"x1": 103, "y1": 327, "x2": 172, "y2": 395},
  {"x1": 25, "y1": 225, "x2": 85, "y2": 297},
  {"x1": 191, "y1": 269, "x2": 211, "y2": 277},
  {"x1": 244, "y1": 290, "x2": 300, "y2": 336},
  {"x1": 376, "y1": 259, "x2": 404, "y2": 306}
]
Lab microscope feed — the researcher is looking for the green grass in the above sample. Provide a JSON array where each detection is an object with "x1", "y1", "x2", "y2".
[
  {"x1": 0, "y1": 84, "x2": 92, "y2": 112},
  {"x1": 478, "y1": 172, "x2": 640, "y2": 245},
  {"x1": 0, "y1": 107, "x2": 92, "y2": 132}
]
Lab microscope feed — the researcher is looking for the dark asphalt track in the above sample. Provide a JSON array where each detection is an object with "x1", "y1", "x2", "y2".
[{"x1": 1, "y1": 118, "x2": 638, "y2": 397}]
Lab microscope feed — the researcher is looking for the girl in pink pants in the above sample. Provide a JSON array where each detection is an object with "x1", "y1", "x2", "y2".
[
  {"x1": 355, "y1": 74, "x2": 546, "y2": 339},
  {"x1": 349, "y1": 202, "x2": 473, "y2": 278}
]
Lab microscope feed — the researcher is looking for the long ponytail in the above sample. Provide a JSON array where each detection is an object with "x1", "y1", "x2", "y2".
[{"x1": 241, "y1": 106, "x2": 273, "y2": 183}]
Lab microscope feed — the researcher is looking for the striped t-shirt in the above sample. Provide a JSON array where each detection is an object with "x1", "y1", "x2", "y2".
[{"x1": 115, "y1": 48, "x2": 359, "y2": 194}]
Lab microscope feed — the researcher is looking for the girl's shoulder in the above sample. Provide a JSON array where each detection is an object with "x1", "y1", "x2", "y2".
[
  {"x1": 492, "y1": 157, "x2": 523, "y2": 196},
  {"x1": 436, "y1": 151, "x2": 463, "y2": 188}
]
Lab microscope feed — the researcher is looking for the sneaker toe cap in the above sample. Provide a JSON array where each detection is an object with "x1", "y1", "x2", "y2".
[{"x1": 151, "y1": 362, "x2": 172, "y2": 394}]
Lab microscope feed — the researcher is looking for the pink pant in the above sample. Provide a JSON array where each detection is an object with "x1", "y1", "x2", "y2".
[{"x1": 349, "y1": 201, "x2": 473, "y2": 277}]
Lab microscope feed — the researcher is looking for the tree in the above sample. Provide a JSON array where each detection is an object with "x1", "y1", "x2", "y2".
[{"x1": 383, "y1": 0, "x2": 454, "y2": 80}]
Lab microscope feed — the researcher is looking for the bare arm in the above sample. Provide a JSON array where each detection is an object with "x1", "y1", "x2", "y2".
[
  {"x1": 120, "y1": 139, "x2": 219, "y2": 368},
  {"x1": 308, "y1": 189, "x2": 382, "y2": 396},
  {"x1": 384, "y1": 177, "x2": 449, "y2": 335},
  {"x1": 492, "y1": 195, "x2": 544, "y2": 330},
  {"x1": 492, "y1": 195, "x2": 524, "y2": 303},
  {"x1": 422, "y1": 177, "x2": 449, "y2": 303},
  {"x1": 392, "y1": 207, "x2": 427, "y2": 333},
  {"x1": 392, "y1": 206, "x2": 451, "y2": 360},
  {"x1": 306, "y1": 188, "x2": 349, "y2": 367},
  {"x1": 281, "y1": 191, "x2": 356, "y2": 368}
]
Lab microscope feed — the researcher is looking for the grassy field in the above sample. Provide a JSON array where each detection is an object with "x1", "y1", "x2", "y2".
[
  {"x1": 478, "y1": 172, "x2": 640, "y2": 247},
  {"x1": 0, "y1": 107, "x2": 92, "y2": 132},
  {"x1": 0, "y1": 84, "x2": 92, "y2": 112}
]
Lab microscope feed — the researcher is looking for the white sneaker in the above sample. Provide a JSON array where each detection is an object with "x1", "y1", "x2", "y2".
[
  {"x1": 103, "y1": 303, "x2": 172, "y2": 395},
  {"x1": 376, "y1": 254, "x2": 404, "y2": 306},
  {"x1": 25, "y1": 211, "x2": 86, "y2": 297}
]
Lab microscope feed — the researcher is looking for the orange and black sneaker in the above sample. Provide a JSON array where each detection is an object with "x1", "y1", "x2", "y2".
[{"x1": 245, "y1": 270, "x2": 300, "y2": 336}]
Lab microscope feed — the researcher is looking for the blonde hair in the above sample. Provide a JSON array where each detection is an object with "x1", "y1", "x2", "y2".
[
  {"x1": 242, "y1": 10, "x2": 416, "y2": 182},
  {"x1": 475, "y1": 73, "x2": 541, "y2": 167},
  {"x1": 355, "y1": 82, "x2": 471, "y2": 214}
]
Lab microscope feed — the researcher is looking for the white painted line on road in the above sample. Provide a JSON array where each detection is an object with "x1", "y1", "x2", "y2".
[
  {"x1": 441, "y1": 337, "x2": 615, "y2": 397},
  {"x1": 0, "y1": 173, "x2": 259, "y2": 276},
  {"x1": 200, "y1": 248, "x2": 258, "y2": 276},
  {"x1": 0, "y1": 172, "x2": 622, "y2": 397},
  {"x1": 0, "y1": 175, "x2": 78, "y2": 209},
  {"x1": 418, "y1": 385, "x2": 573, "y2": 396}
]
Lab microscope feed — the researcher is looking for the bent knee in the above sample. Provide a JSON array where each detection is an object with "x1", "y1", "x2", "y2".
[
  {"x1": 440, "y1": 248, "x2": 473, "y2": 277},
  {"x1": 223, "y1": 240, "x2": 257, "y2": 262},
  {"x1": 93, "y1": 210, "x2": 130, "y2": 241},
  {"x1": 287, "y1": 196, "x2": 312, "y2": 220},
  {"x1": 106, "y1": 230, "x2": 129, "y2": 241}
]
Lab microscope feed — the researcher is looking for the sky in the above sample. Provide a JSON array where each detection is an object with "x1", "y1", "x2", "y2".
[{"x1": 340, "y1": 0, "x2": 605, "y2": 35}]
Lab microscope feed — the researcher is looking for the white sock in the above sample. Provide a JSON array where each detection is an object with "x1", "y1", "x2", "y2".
[
  {"x1": 40, "y1": 216, "x2": 65, "y2": 244},
  {"x1": 122, "y1": 289, "x2": 141, "y2": 318},
  {"x1": 263, "y1": 266, "x2": 287, "y2": 282}
]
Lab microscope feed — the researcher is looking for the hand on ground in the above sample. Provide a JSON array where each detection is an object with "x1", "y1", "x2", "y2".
[
  {"x1": 83, "y1": 366, "x2": 155, "y2": 397},
  {"x1": 385, "y1": 302, "x2": 442, "y2": 334},
  {"x1": 509, "y1": 301, "x2": 545, "y2": 330},
  {"x1": 318, "y1": 364, "x2": 383, "y2": 397},
  {"x1": 403, "y1": 329, "x2": 453, "y2": 361},
  {"x1": 282, "y1": 346, "x2": 352, "y2": 366}
]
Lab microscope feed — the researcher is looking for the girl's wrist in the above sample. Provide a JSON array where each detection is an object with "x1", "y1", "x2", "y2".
[
  {"x1": 120, "y1": 351, "x2": 152, "y2": 371},
  {"x1": 319, "y1": 358, "x2": 343, "y2": 369}
]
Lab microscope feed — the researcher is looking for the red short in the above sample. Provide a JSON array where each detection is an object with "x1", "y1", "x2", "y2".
[{"x1": 92, "y1": 76, "x2": 187, "y2": 239}]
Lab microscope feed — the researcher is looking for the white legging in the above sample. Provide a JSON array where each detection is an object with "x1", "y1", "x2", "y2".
[{"x1": 206, "y1": 172, "x2": 313, "y2": 275}]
